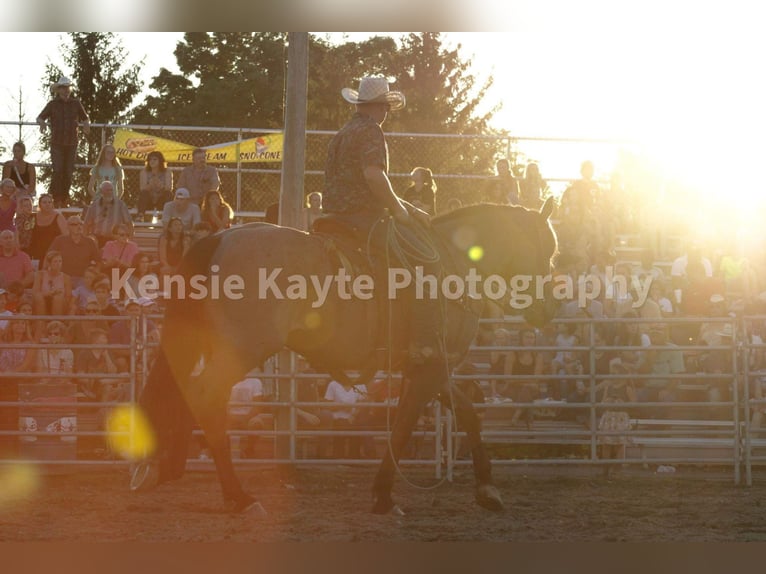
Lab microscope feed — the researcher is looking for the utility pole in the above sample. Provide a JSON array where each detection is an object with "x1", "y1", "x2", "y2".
[
  {"x1": 276, "y1": 32, "x2": 309, "y2": 465},
  {"x1": 278, "y1": 32, "x2": 309, "y2": 230}
]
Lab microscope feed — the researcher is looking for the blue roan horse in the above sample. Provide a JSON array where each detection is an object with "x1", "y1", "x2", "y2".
[{"x1": 131, "y1": 199, "x2": 558, "y2": 514}]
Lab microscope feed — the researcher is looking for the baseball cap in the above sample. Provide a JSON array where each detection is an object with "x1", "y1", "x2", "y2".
[{"x1": 175, "y1": 188, "x2": 190, "y2": 199}]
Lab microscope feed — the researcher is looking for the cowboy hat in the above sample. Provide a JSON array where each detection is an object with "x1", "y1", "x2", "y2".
[
  {"x1": 53, "y1": 76, "x2": 73, "y2": 88},
  {"x1": 341, "y1": 76, "x2": 406, "y2": 111}
]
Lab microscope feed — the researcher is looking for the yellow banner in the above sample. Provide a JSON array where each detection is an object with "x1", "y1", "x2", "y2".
[{"x1": 113, "y1": 128, "x2": 283, "y2": 163}]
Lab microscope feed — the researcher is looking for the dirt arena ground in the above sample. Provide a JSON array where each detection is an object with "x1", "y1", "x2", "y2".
[{"x1": 2, "y1": 463, "x2": 766, "y2": 542}]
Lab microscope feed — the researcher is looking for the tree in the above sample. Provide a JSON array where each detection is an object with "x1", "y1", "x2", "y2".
[
  {"x1": 41, "y1": 33, "x2": 143, "y2": 205},
  {"x1": 130, "y1": 33, "x2": 506, "y2": 210}
]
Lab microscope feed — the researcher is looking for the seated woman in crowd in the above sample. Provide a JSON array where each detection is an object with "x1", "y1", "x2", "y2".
[
  {"x1": 137, "y1": 151, "x2": 173, "y2": 220},
  {"x1": 27, "y1": 193, "x2": 68, "y2": 264},
  {"x1": 200, "y1": 190, "x2": 233, "y2": 233},
  {"x1": 32, "y1": 250, "x2": 72, "y2": 318},
  {"x1": 0, "y1": 314, "x2": 36, "y2": 458},
  {"x1": 2, "y1": 141, "x2": 36, "y2": 196},
  {"x1": 158, "y1": 217, "x2": 190, "y2": 276},
  {"x1": 14, "y1": 194, "x2": 34, "y2": 255},
  {"x1": 87, "y1": 143, "x2": 124, "y2": 199},
  {"x1": 70, "y1": 266, "x2": 102, "y2": 315},
  {"x1": 401, "y1": 166, "x2": 436, "y2": 215}
]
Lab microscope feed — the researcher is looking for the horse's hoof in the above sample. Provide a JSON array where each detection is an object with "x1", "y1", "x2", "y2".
[
  {"x1": 226, "y1": 495, "x2": 266, "y2": 515},
  {"x1": 476, "y1": 484, "x2": 504, "y2": 512},
  {"x1": 371, "y1": 495, "x2": 396, "y2": 515},
  {"x1": 242, "y1": 501, "x2": 268, "y2": 517},
  {"x1": 129, "y1": 461, "x2": 159, "y2": 492}
]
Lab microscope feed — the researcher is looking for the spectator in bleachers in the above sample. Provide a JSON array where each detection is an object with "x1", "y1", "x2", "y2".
[
  {"x1": 670, "y1": 240, "x2": 714, "y2": 306},
  {"x1": 83, "y1": 181, "x2": 134, "y2": 248},
  {"x1": 75, "y1": 327, "x2": 120, "y2": 402},
  {"x1": 14, "y1": 194, "x2": 34, "y2": 255},
  {"x1": 228, "y1": 368, "x2": 269, "y2": 458},
  {"x1": 648, "y1": 279, "x2": 674, "y2": 317},
  {"x1": 303, "y1": 192, "x2": 323, "y2": 231},
  {"x1": 200, "y1": 190, "x2": 233, "y2": 233},
  {"x1": 87, "y1": 143, "x2": 124, "y2": 199},
  {"x1": 597, "y1": 360, "x2": 637, "y2": 478},
  {"x1": 70, "y1": 266, "x2": 101, "y2": 315},
  {"x1": 67, "y1": 296, "x2": 110, "y2": 361},
  {"x1": 632, "y1": 248, "x2": 665, "y2": 285},
  {"x1": 36, "y1": 75, "x2": 90, "y2": 208},
  {"x1": 161, "y1": 188, "x2": 201, "y2": 232},
  {"x1": 36, "y1": 319, "x2": 74, "y2": 384},
  {"x1": 26, "y1": 193, "x2": 68, "y2": 264},
  {"x1": 0, "y1": 229, "x2": 34, "y2": 289},
  {"x1": 137, "y1": 151, "x2": 173, "y2": 221},
  {"x1": 506, "y1": 327, "x2": 545, "y2": 427},
  {"x1": 158, "y1": 217, "x2": 190, "y2": 276},
  {"x1": 2, "y1": 281, "x2": 24, "y2": 315},
  {"x1": 48, "y1": 215, "x2": 101, "y2": 288},
  {"x1": 641, "y1": 323, "x2": 686, "y2": 406},
  {"x1": 604, "y1": 262, "x2": 637, "y2": 318},
  {"x1": 519, "y1": 161, "x2": 546, "y2": 210},
  {"x1": 321, "y1": 377, "x2": 372, "y2": 459},
  {"x1": 0, "y1": 288, "x2": 11, "y2": 333},
  {"x1": 91, "y1": 279, "x2": 121, "y2": 324},
  {"x1": 401, "y1": 167, "x2": 437, "y2": 215},
  {"x1": 101, "y1": 223, "x2": 139, "y2": 275},
  {"x1": 488, "y1": 327, "x2": 512, "y2": 399},
  {"x1": 108, "y1": 297, "x2": 159, "y2": 373},
  {"x1": 176, "y1": 148, "x2": 221, "y2": 205},
  {"x1": 611, "y1": 311, "x2": 650, "y2": 379},
  {"x1": 560, "y1": 160, "x2": 598, "y2": 218},
  {"x1": 2, "y1": 141, "x2": 36, "y2": 196},
  {"x1": 0, "y1": 178, "x2": 18, "y2": 232},
  {"x1": 487, "y1": 158, "x2": 519, "y2": 205},
  {"x1": 32, "y1": 250, "x2": 71, "y2": 317},
  {"x1": 126, "y1": 253, "x2": 157, "y2": 300},
  {"x1": 0, "y1": 315, "x2": 36, "y2": 458},
  {"x1": 551, "y1": 322, "x2": 582, "y2": 400}
]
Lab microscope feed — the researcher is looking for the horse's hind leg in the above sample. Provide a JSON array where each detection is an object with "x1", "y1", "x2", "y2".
[
  {"x1": 371, "y1": 361, "x2": 441, "y2": 514},
  {"x1": 439, "y1": 384, "x2": 503, "y2": 512}
]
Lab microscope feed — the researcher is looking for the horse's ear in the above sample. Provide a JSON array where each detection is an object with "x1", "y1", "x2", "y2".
[{"x1": 540, "y1": 196, "x2": 555, "y2": 220}]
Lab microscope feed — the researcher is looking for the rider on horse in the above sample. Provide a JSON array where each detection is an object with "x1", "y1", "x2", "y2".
[{"x1": 323, "y1": 75, "x2": 444, "y2": 366}]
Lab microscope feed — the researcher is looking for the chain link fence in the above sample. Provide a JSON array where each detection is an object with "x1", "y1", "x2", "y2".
[{"x1": 2, "y1": 120, "x2": 637, "y2": 214}]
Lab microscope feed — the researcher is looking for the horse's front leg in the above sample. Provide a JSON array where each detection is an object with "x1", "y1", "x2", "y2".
[
  {"x1": 372, "y1": 362, "x2": 441, "y2": 514},
  {"x1": 440, "y1": 383, "x2": 504, "y2": 512}
]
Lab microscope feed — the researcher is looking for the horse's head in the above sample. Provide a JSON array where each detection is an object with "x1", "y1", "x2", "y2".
[{"x1": 433, "y1": 197, "x2": 559, "y2": 327}]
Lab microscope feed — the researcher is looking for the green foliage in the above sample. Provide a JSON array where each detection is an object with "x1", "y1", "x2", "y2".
[
  {"x1": 41, "y1": 33, "x2": 143, "y2": 205},
  {"x1": 129, "y1": 33, "x2": 508, "y2": 210}
]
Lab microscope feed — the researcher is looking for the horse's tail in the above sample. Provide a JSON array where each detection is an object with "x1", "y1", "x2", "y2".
[{"x1": 139, "y1": 232, "x2": 225, "y2": 480}]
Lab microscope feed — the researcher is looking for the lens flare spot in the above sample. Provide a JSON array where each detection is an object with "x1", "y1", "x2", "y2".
[
  {"x1": 106, "y1": 405, "x2": 156, "y2": 461},
  {"x1": 0, "y1": 463, "x2": 40, "y2": 509},
  {"x1": 468, "y1": 245, "x2": 484, "y2": 261},
  {"x1": 304, "y1": 311, "x2": 321, "y2": 330}
]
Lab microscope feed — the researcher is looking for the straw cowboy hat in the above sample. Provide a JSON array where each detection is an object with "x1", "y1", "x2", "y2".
[
  {"x1": 50, "y1": 75, "x2": 74, "y2": 94},
  {"x1": 341, "y1": 76, "x2": 406, "y2": 110}
]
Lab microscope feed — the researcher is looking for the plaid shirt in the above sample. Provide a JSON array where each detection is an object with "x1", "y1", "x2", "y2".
[
  {"x1": 323, "y1": 113, "x2": 388, "y2": 214},
  {"x1": 83, "y1": 196, "x2": 133, "y2": 238},
  {"x1": 37, "y1": 96, "x2": 90, "y2": 147}
]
